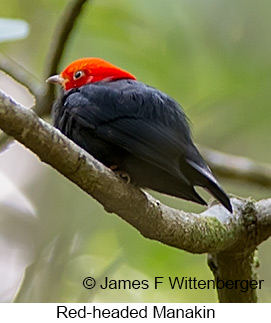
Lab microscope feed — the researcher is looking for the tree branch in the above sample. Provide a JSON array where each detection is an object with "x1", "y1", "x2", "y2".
[
  {"x1": 201, "y1": 147, "x2": 271, "y2": 188},
  {"x1": 0, "y1": 90, "x2": 270, "y2": 256},
  {"x1": 0, "y1": 55, "x2": 40, "y2": 97},
  {"x1": 0, "y1": 0, "x2": 89, "y2": 150},
  {"x1": 39, "y1": 0, "x2": 89, "y2": 116},
  {"x1": 208, "y1": 251, "x2": 259, "y2": 302},
  {"x1": 44, "y1": 0, "x2": 89, "y2": 79},
  {"x1": 0, "y1": 0, "x2": 89, "y2": 118},
  {"x1": 2, "y1": 91, "x2": 271, "y2": 302}
]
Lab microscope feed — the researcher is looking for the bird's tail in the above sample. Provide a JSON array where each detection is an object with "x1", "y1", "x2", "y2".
[{"x1": 185, "y1": 159, "x2": 232, "y2": 213}]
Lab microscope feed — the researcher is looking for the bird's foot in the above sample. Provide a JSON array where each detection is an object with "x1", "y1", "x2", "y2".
[
  {"x1": 115, "y1": 171, "x2": 131, "y2": 183},
  {"x1": 117, "y1": 171, "x2": 131, "y2": 184},
  {"x1": 109, "y1": 165, "x2": 131, "y2": 184}
]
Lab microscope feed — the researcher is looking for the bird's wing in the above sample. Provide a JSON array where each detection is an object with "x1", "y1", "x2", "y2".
[
  {"x1": 99, "y1": 118, "x2": 191, "y2": 182},
  {"x1": 63, "y1": 81, "x2": 204, "y2": 184}
]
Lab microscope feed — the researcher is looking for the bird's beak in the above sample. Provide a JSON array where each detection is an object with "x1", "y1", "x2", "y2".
[{"x1": 46, "y1": 74, "x2": 66, "y2": 86}]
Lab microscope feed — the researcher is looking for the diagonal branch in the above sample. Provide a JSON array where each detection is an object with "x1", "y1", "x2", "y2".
[
  {"x1": 39, "y1": 0, "x2": 89, "y2": 116},
  {"x1": 200, "y1": 147, "x2": 271, "y2": 188},
  {"x1": 0, "y1": 90, "x2": 270, "y2": 255},
  {"x1": 44, "y1": 0, "x2": 89, "y2": 80},
  {"x1": 0, "y1": 55, "x2": 40, "y2": 97},
  {"x1": 0, "y1": 0, "x2": 90, "y2": 117},
  {"x1": 0, "y1": 0, "x2": 90, "y2": 149}
]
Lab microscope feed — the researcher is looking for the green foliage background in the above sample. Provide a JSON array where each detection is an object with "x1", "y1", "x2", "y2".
[{"x1": 0, "y1": 0, "x2": 270, "y2": 302}]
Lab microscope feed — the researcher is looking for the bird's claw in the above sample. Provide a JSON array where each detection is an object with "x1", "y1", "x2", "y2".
[
  {"x1": 115, "y1": 170, "x2": 131, "y2": 184},
  {"x1": 109, "y1": 165, "x2": 131, "y2": 184}
]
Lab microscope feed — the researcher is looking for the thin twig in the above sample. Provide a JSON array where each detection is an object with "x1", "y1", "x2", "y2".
[
  {"x1": 45, "y1": 0, "x2": 89, "y2": 78},
  {"x1": 0, "y1": 131, "x2": 12, "y2": 152},
  {"x1": 200, "y1": 147, "x2": 271, "y2": 187},
  {"x1": 38, "y1": 0, "x2": 89, "y2": 116},
  {"x1": 0, "y1": 55, "x2": 40, "y2": 97},
  {"x1": 0, "y1": 0, "x2": 90, "y2": 149}
]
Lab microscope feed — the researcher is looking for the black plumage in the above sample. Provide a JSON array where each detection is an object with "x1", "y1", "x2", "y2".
[{"x1": 52, "y1": 79, "x2": 232, "y2": 212}]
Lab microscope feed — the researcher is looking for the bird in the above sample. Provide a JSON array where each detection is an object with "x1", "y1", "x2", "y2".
[{"x1": 47, "y1": 57, "x2": 232, "y2": 212}]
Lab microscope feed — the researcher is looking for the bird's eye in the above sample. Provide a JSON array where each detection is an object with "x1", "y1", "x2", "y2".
[{"x1": 73, "y1": 70, "x2": 84, "y2": 80}]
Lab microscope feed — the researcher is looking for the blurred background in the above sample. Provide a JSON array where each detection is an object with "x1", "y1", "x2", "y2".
[{"x1": 0, "y1": 0, "x2": 270, "y2": 302}]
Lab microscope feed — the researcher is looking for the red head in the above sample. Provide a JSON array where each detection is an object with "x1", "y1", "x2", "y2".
[{"x1": 46, "y1": 57, "x2": 136, "y2": 91}]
